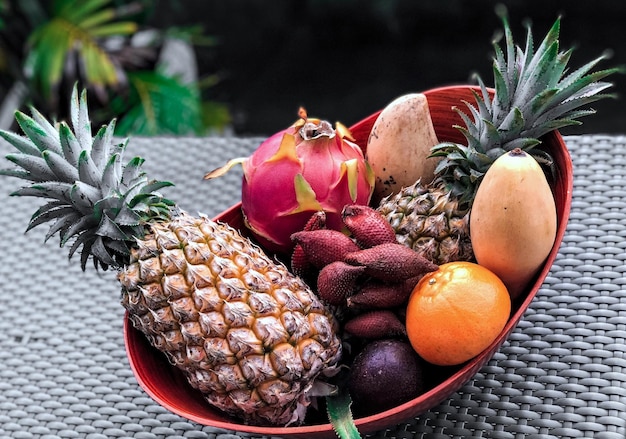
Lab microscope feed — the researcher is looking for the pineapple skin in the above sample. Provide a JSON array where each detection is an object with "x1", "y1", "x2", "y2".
[
  {"x1": 118, "y1": 212, "x2": 342, "y2": 426},
  {"x1": 377, "y1": 181, "x2": 474, "y2": 265}
]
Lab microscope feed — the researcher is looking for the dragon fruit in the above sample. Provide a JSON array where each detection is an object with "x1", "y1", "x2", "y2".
[{"x1": 206, "y1": 110, "x2": 374, "y2": 254}]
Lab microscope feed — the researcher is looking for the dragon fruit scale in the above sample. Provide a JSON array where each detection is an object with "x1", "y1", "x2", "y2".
[{"x1": 206, "y1": 110, "x2": 375, "y2": 254}]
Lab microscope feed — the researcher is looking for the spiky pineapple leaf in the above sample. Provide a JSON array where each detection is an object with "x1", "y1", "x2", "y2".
[
  {"x1": 1, "y1": 85, "x2": 177, "y2": 271},
  {"x1": 326, "y1": 391, "x2": 361, "y2": 439},
  {"x1": 15, "y1": 111, "x2": 62, "y2": 155},
  {"x1": 91, "y1": 120, "x2": 116, "y2": 172},
  {"x1": 71, "y1": 87, "x2": 94, "y2": 153},
  {"x1": 431, "y1": 7, "x2": 623, "y2": 208},
  {"x1": 0, "y1": 129, "x2": 42, "y2": 156},
  {"x1": 5, "y1": 154, "x2": 55, "y2": 181},
  {"x1": 58, "y1": 122, "x2": 82, "y2": 167}
]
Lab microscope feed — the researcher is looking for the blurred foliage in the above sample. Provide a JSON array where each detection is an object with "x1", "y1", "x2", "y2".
[{"x1": 0, "y1": 0, "x2": 230, "y2": 135}]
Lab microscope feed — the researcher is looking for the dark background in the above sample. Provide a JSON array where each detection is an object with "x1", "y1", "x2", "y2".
[{"x1": 152, "y1": 0, "x2": 626, "y2": 136}]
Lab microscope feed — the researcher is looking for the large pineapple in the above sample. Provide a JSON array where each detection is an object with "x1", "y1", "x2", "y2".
[
  {"x1": 378, "y1": 11, "x2": 620, "y2": 264},
  {"x1": 0, "y1": 87, "x2": 342, "y2": 426}
]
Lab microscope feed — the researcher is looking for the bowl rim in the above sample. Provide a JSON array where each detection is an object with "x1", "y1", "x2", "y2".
[{"x1": 123, "y1": 84, "x2": 574, "y2": 437}]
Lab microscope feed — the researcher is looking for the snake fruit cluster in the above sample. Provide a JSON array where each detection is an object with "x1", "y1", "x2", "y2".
[{"x1": 291, "y1": 204, "x2": 438, "y2": 341}]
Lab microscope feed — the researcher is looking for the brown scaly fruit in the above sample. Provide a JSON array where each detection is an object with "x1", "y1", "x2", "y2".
[
  {"x1": 377, "y1": 9, "x2": 621, "y2": 264},
  {"x1": 290, "y1": 204, "x2": 436, "y2": 345},
  {"x1": 0, "y1": 87, "x2": 342, "y2": 426},
  {"x1": 316, "y1": 261, "x2": 366, "y2": 305},
  {"x1": 344, "y1": 242, "x2": 438, "y2": 283},
  {"x1": 346, "y1": 280, "x2": 413, "y2": 310},
  {"x1": 290, "y1": 211, "x2": 326, "y2": 282},
  {"x1": 291, "y1": 229, "x2": 360, "y2": 268},
  {"x1": 341, "y1": 204, "x2": 397, "y2": 248},
  {"x1": 344, "y1": 310, "x2": 407, "y2": 340}
]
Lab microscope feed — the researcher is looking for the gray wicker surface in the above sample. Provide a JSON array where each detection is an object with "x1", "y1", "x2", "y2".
[{"x1": 0, "y1": 134, "x2": 624, "y2": 439}]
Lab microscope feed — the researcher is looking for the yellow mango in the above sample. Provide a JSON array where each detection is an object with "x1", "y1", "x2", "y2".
[{"x1": 470, "y1": 149, "x2": 557, "y2": 299}]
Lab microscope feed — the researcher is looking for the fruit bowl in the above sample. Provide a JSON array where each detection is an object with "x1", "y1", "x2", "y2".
[{"x1": 124, "y1": 85, "x2": 573, "y2": 439}]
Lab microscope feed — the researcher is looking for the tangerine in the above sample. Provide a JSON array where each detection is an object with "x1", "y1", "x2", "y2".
[{"x1": 405, "y1": 261, "x2": 511, "y2": 366}]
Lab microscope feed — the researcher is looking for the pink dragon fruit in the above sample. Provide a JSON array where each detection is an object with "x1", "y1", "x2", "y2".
[{"x1": 205, "y1": 109, "x2": 374, "y2": 254}]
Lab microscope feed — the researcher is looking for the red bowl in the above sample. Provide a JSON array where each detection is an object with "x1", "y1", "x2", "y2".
[{"x1": 124, "y1": 85, "x2": 573, "y2": 438}]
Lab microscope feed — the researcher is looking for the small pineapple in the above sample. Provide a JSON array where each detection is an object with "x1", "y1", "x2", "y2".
[
  {"x1": 379, "y1": 180, "x2": 473, "y2": 265},
  {"x1": 378, "y1": 10, "x2": 621, "y2": 264},
  {"x1": 0, "y1": 87, "x2": 342, "y2": 426}
]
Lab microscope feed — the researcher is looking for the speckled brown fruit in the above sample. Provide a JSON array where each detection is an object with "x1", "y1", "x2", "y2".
[
  {"x1": 291, "y1": 229, "x2": 360, "y2": 268},
  {"x1": 317, "y1": 261, "x2": 366, "y2": 305},
  {"x1": 342, "y1": 204, "x2": 397, "y2": 248},
  {"x1": 291, "y1": 211, "x2": 327, "y2": 279},
  {"x1": 344, "y1": 310, "x2": 407, "y2": 339},
  {"x1": 346, "y1": 281, "x2": 411, "y2": 309},
  {"x1": 344, "y1": 242, "x2": 438, "y2": 282}
]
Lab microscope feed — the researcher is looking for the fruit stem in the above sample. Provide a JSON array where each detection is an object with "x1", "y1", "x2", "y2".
[
  {"x1": 300, "y1": 119, "x2": 335, "y2": 140},
  {"x1": 509, "y1": 148, "x2": 526, "y2": 157}
]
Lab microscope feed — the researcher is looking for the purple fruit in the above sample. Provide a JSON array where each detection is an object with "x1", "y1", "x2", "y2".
[{"x1": 348, "y1": 339, "x2": 423, "y2": 415}]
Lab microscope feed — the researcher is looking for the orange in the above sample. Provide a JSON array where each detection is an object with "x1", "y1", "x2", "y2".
[{"x1": 405, "y1": 261, "x2": 511, "y2": 366}]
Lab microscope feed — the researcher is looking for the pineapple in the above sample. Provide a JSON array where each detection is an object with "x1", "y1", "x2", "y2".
[
  {"x1": 0, "y1": 87, "x2": 342, "y2": 426},
  {"x1": 378, "y1": 10, "x2": 620, "y2": 264}
]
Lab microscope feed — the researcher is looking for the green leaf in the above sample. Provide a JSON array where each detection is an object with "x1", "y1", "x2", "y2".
[
  {"x1": 27, "y1": 205, "x2": 75, "y2": 233},
  {"x1": 14, "y1": 181, "x2": 73, "y2": 203},
  {"x1": 140, "y1": 181, "x2": 174, "y2": 195},
  {"x1": 0, "y1": 129, "x2": 42, "y2": 157},
  {"x1": 498, "y1": 106, "x2": 524, "y2": 136},
  {"x1": 81, "y1": 39, "x2": 119, "y2": 86},
  {"x1": 78, "y1": 149, "x2": 102, "y2": 188},
  {"x1": 90, "y1": 235, "x2": 117, "y2": 267},
  {"x1": 95, "y1": 214, "x2": 128, "y2": 241},
  {"x1": 326, "y1": 391, "x2": 362, "y2": 439},
  {"x1": 42, "y1": 150, "x2": 79, "y2": 183},
  {"x1": 27, "y1": 0, "x2": 136, "y2": 100},
  {"x1": 88, "y1": 21, "x2": 137, "y2": 37},
  {"x1": 114, "y1": 71, "x2": 203, "y2": 136},
  {"x1": 26, "y1": 18, "x2": 73, "y2": 98},
  {"x1": 57, "y1": 0, "x2": 112, "y2": 23},
  {"x1": 60, "y1": 215, "x2": 94, "y2": 246},
  {"x1": 47, "y1": 213, "x2": 81, "y2": 243},
  {"x1": 58, "y1": 122, "x2": 81, "y2": 167},
  {"x1": 6, "y1": 154, "x2": 56, "y2": 182},
  {"x1": 101, "y1": 153, "x2": 121, "y2": 196},
  {"x1": 121, "y1": 157, "x2": 146, "y2": 187},
  {"x1": 91, "y1": 119, "x2": 116, "y2": 172},
  {"x1": 70, "y1": 181, "x2": 101, "y2": 209},
  {"x1": 76, "y1": 8, "x2": 115, "y2": 29},
  {"x1": 71, "y1": 86, "x2": 93, "y2": 154},
  {"x1": 0, "y1": 169, "x2": 32, "y2": 181},
  {"x1": 30, "y1": 106, "x2": 61, "y2": 141},
  {"x1": 15, "y1": 110, "x2": 62, "y2": 155}
]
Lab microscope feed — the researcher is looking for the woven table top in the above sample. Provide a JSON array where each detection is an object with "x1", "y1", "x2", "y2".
[{"x1": 0, "y1": 134, "x2": 624, "y2": 439}]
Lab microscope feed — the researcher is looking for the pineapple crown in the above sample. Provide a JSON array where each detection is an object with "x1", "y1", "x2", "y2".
[
  {"x1": 430, "y1": 7, "x2": 623, "y2": 207},
  {"x1": 0, "y1": 86, "x2": 175, "y2": 271}
]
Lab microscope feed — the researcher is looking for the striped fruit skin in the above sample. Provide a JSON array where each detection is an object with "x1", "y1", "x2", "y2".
[{"x1": 118, "y1": 213, "x2": 343, "y2": 426}]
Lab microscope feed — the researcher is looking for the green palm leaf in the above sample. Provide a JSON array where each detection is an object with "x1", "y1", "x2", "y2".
[
  {"x1": 26, "y1": 0, "x2": 137, "y2": 100},
  {"x1": 113, "y1": 71, "x2": 203, "y2": 136}
]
